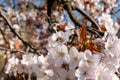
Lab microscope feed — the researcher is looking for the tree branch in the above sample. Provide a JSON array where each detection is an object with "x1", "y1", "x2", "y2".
[
  {"x1": 62, "y1": 1, "x2": 83, "y2": 28},
  {"x1": 72, "y1": 6, "x2": 100, "y2": 30},
  {"x1": 62, "y1": 0, "x2": 100, "y2": 30},
  {"x1": 61, "y1": 1, "x2": 104, "y2": 37},
  {"x1": 0, "y1": 47, "x2": 26, "y2": 53},
  {"x1": 111, "y1": 11, "x2": 120, "y2": 20},
  {"x1": 17, "y1": 1, "x2": 42, "y2": 11},
  {"x1": 0, "y1": 10, "x2": 37, "y2": 52},
  {"x1": 87, "y1": 27, "x2": 104, "y2": 38},
  {"x1": 0, "y1": 27, "x2": 9, "y2": 44}
]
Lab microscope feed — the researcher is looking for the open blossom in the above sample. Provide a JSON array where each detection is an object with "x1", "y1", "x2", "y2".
[
  {"x1": 98, "y1": 13, "x2": 115, "y2": 34},
  {"x1": 104, "y1": 34, "x2": 120, "y2": 57},
  {"x1": 81, "y1": 49, "x2": 101, "y2": 67},
  {"x1": 69, "y1": 47, "x2": 84, "y2": 70},
  {"x1": 95, "y1": 63, "x2": 119, "y2": 80},
  {"x1": 46, "y1": 30, "x2": 74, "y2": 51},
  {"x1": 75, "y1": 63, "x2": 95, "y2": 80},
  {"x1": 57, "y1": 68, "x2": 76, "y2": 80},
  {"x1": 49, "y1": 44, "x2": 70, "y2": 67},
  {"x1": 50, "y1": 30, "x2": 74, "y2": 43},
  {"x1": 37, "y1": 55, "x2": 49, "y2": 69},
  {"x1": 5, "y1": 55, "x2": 19, "y2": 74},
  {"x1": 102, "y1": 53, "x2": 120, "y2": 70}
]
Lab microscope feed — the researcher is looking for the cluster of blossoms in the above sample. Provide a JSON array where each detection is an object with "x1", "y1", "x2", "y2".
[
  {"x1": 72, "y1": 0, "x2": 117, "y2": 16},
  {"x1": 5, "y1": 53, "x2": 53, "y2": 80},
  {"x1": 4, "y1": 0, "x2": 120, "y2": 80},
  {"x1": 5, "y1": 21, "x2": 120, "y2": 80}
]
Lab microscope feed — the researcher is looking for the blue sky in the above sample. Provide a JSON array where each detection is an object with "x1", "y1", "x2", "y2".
[{"x1": 0, "y1": 0, "x2": 120, "y2": 25}]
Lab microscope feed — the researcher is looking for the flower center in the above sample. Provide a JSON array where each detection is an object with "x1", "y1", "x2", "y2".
[
  {"x1": 83, "y1": 71, "x2": 88, "y2": 76},
  {"x1": 57, "y1": 37, "x2": 64, "y2": 42},
  {"x1": 108, "y1": 45, "x2": 112, "y2": 49},
  {"x1": 73, "y1": 56, "x2": 78, "y2": 61},
  {"x1": 58, "y1": 52, "x2": 64, "y2": 57}
]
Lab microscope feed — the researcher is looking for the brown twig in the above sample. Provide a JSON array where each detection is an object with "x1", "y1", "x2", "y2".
[
  {"x1": 87, "y1": 27, "x2": 104, "y2": 38},
  {"x1": 62, "y1": 1, "x2": 83, "y2": 28},
  {"x1": 12, "y1": 0, "x2": 16, "y2": 9},
  {"x1": 0, "y1": 10, "x2": 37, "y2": 52},
  {"x1": 61, "y1": 0, "x2": 100, "y2": 29},
  {"x1": 0, "y1": 47, "x2": 26, "y2": 54},
  {"x1": 111, "y1": 11, "x2": 120, "y2": 20},
  {"x1": 0, "y1": 27, "x2": 9, "y2": 44},
  {"x1": 17, "y1": 1, "x2": 42, "y2": 11},
  {"x1": 72, "y1": 6, "x2": 100, "y2": 30},
  {"x1": 61, "y1": 0, "x2": 104, "y2": 37}
]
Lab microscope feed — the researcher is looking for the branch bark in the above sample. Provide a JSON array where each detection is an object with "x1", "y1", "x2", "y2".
[
  {"x1": 0, "y1": 47, "x2": 26, "y2": 54},
  {"x1": 0, "y1": 10, "x2": 37, "y2": 52},
  {"x1": 62, "y1": 1, "x2": 83, "y2": 28},
  {"x1": 72, "y1": 6, "x2": 100, "y2": 29},
  {"x1": 61, "y1": 0, "x2": 104, "y2": 37},
  {"x1": 0, "y1": 27, "x2": 9, "y2": 45}
]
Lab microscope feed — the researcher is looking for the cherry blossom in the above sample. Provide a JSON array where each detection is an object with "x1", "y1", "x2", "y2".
[
  {"x1": 49, "y1": 44, "x2": 70, "y2": 67},
  {"x1": 75, "y1": 63, "x2": 95, "y2": 80},
  {"x1": 104, "y1": 34, "x2": 120, "y2": 57},
  {"x1": 5, "y1": 55, "x2": 19, "y2": 75},
  {"x1": 57, "y1": 68, "x2": 76, "y2": 80},
  {"x1": 2, "y1": 0, "x2": 120, "y2": 80},
  {"x1": 98, "y1": 13, "x2": 115, "y2": 34},
  {"x1": 69, "y1": 47, "x2": 84, "y2": 70}
]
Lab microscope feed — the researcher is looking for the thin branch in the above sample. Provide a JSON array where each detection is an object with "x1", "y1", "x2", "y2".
[
  {"x1": 12, "y1": 0, "x2": 16, "y2": 9},
  {"x1": 61, "y1": 0, "x2": 104, "y2": 37},
  {"x1": 69, "y1": 33, "x2": 77, "y2": 47},
  {"x1": 0, "y1": 10, "x2": 37, "y2": 52},
  {"x1": 47, "y1": 0, "x2": 55, "y2": 17},
  {"x1": 62, "y1": 1, "x2": 83, "y2": 28},
  {"x1": 0, "y1": 47, "x2": 26, "y2": 53},
  {"x1": 87, "y1": 27, "x2": 104, "y2": 38},
  {"x1": 17, "y1": 1, "x2": 42, "y2": 11},
  {"x1": 61, "y1": 0, "x2": 100, "y2": 30},
  {"x1": 114, "y1": 9, "x2": 120, "y2": 14},
  {"x1": 111, "y1": 11, "x2": 120, "y2": 19},
  {"x1": 0, "y1": 27, "x2": 9, "y2": 44},
  {"x1": 72, "y1": 6, "x2": 100, "y2": 30}
]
